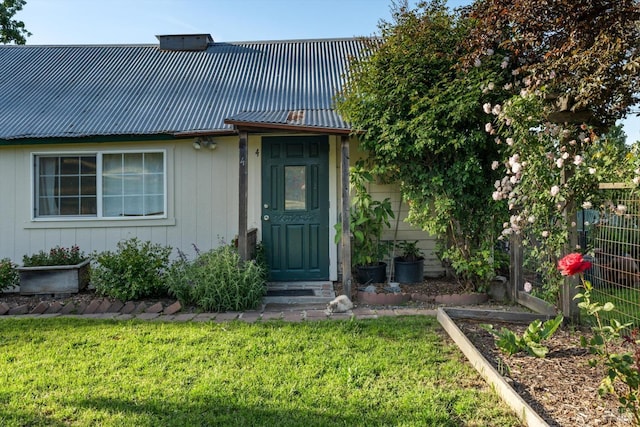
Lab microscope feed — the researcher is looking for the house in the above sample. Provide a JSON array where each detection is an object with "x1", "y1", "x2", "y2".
[{"x1": 0, "y1": 34, "x2": 444, "y2": 287}]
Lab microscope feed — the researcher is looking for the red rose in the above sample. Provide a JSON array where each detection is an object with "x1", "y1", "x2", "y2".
[{"x1": 557, "y1": 253, "x2": 592, "y2": 276}]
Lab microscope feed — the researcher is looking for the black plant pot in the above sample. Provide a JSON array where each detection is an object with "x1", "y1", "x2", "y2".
[
  {"x1": 356, "y1": 262, "x2": 387, "y2": 284},
  {"x1": 393, "y1": 257, "x2": 425, "y2": 284}
]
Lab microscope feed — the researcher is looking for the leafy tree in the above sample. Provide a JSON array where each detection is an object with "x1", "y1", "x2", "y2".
[
  {"x1": 1, "y1": 0, "x2": 30, "y2": 45},
  {"x1": 463, "y1": 0, "x2": 640, "y2": 127},
  {"x1": 467, "y1": 0, "x2": 640, "y2": 302},
  {"x1": 337, "y1": 0, "x2": 513, "y2": 290}
]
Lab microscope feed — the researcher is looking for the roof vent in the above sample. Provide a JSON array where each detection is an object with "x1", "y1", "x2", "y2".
[{"x1": 156, "y1": 34, "x2": 213, "y2": 51}]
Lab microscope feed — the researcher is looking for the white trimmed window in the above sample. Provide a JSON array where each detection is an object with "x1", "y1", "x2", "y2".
[{"x1": 33, "y1": 151, "x2": 166, "y2": 219}]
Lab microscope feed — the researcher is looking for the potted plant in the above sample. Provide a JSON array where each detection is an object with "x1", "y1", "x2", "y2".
[
  {"x1": 18, "y1": 245, "x2": 90, "y2": 295},
  {"x1": 335, "y1": 160, "x2": 394, "y2": 284},
  {"x1": 393, "y1": 240, "x2": 425, "y2": 283}
]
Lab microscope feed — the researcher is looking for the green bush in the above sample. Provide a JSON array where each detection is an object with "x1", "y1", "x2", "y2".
[
  {"x1": 166, "y1": 245, "x2": 266, "y2": 312},
  {"x1": 0, "y1": 258, "x2": 19, "y2": 293},
  {"x1": 91, "y1": 238, "x2": 172, "y2": 301},
  {"x1": 23, "y1": 245, "x2": 86, "y2": 267}
]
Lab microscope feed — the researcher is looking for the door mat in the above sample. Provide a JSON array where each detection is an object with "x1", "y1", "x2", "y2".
[{"x1": 265, "y1": 289, "x2": 315, "y2": 297}]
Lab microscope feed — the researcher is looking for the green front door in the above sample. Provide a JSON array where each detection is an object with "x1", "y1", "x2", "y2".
[{"x1": 261, "y1": 136, "x2": 329, "y2": 281}]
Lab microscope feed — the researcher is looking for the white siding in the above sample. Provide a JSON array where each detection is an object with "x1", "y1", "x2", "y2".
[
  {"x1": 347, "y1": 139, "x2": 445, "y2": 278},
  {"x1": 0, "y1": 138, "x2": 241, "y2": 262},
  {"x1": 0, "y1": 134, "x2": 440, "y2": 281}
]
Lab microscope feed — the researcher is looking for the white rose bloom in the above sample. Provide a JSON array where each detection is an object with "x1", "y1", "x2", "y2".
[
  {"x1": 492, "y1": 104, "x2": 502, "y2": 115},
  {"x1": 634, "y1": 177, "x2": 640, "y2": 185},
  {"x1": 573, "y1": 155, "x2": 583, "y2": 166},
  {"x1": 562, "y1": 152, "x2": 570, "y2": 160},
  {"x1": 506, "y1": 137, "x2": 514, "y2": 146},
  {"x1": 528, "y1": 215, "x2": 535, "y2": 223},
  {"x1": 523, "y1": 282, "x2": 532, "y2": 293},
  {"x1": 541, "y1": 230, "x2": 549, "y2": 238},
  {"x1": 491, "y1": 161, "x2": 500, "y2": 170},
  {"x1": 556, "y1": 158, "x2": 564, "y2": 168},
  {"x1": 511, "y1": 162, "x2": 521, "y2": 174},
  {"x1": 485, "y1": 123, "x2": 493, "y2": 133},
  {"x1": 582, "y1": 201, "x2": 593, "y2": 209},
  {"x1": 550, "y1": 185, "x2": 560, "y2": 197},
  {"x1": 589, "y1": 167, "x2": 596, "y2": 174},
  {"x1": 483, "y1": 103, "x2": 492, "y2": 114}
]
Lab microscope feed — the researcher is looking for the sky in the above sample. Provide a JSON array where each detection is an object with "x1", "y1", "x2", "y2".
[{"x1": 13, "y1": 0, "x2": 640, "y2": 142}]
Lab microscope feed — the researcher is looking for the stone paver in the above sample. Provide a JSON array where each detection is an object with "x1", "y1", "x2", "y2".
[
  {"x1": 120, "y1": 301, "x2": 136, "y2": 314},
  {"x1": 45, "y1": 301, "x2": 63, "y2": 314},
  {"x1": 107, "y1": 301, "x2": 124, "y2": 313},
  {"x1": 30, "y1": 301, "x2": 49, "y2": 315},
  {"x1": 83, "y1": 299, "x2": 102, "y2": 314},
  {"x1": 97, "y1": 299, "x2": 112, "y2": 313},
  {"x1": 136, "y1": 312, "x2": 160, "y2": 320},
  {"x1": 214, "y1": 312, "x2": 240, "y2": 322},
  {"x1": 9, "y1": 304, "x2": 29, "y2": 315},
  {"x1": 60, "y1": 302, "x2": 77, "y2": 315},
  {"x1": 172, "y1": 313, "x2": 196, "y2": 322},
  {"x1": 261, "y1": 312, "x2": 283, "y2": 321},
  {"x1": 192, "y1": 313, "x2": 217, "y2": 322},
  {"x1": 0, "y1": 302, "x2": 10, "y2": 315},
  {"x1": 74, "y1": 301, "x2": 88, "y2": 314},
  {"x1": 132, "y1": 302, "x2": 148, "y2": 314},
  {"x1": 239, "y1": 312, "x2": 261, "y2": 322},
  {"x1": 163, "y1": 301, "x2": 182, "y2": 315},
  {"x1": 145, "y1": 302, "x2": 164, "y2": 313}
]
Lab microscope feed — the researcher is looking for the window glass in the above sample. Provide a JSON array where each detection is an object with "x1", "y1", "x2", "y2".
[
  {"x1": 285, "y1": 166, "x2": 306, "y2": 210},
  {"x1": 34, "y1": 151, "x2": 165, "y2": 219},
  {"x1": 36, "y1": 155, "x2": 97, "y2": 217}
]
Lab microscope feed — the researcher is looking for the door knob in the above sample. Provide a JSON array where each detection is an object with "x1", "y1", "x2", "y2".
[{"x1": 263, "y1": 215, "x2": 270, "y2": 221}]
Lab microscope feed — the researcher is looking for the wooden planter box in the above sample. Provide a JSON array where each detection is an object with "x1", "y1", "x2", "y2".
[{"x1": 18, "y1": 259, "x2": 90, "y2": 295}]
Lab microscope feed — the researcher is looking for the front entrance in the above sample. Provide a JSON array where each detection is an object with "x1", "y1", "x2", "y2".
[{"x1": 261, "y1": 136, "x2": 329, "y2": 281}]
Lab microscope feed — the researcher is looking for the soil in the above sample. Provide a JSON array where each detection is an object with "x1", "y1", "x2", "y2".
[
  {"x1": 455, "y1": 319, "x2": 635, "y2": 426},
  {"x1": 2, "y1": 277, "x2": 636, "y2": 426}
]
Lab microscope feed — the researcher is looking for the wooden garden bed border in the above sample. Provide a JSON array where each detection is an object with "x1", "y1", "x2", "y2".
[{"x1": 436, "y1": 307, "x2": 551, "y2": 427}]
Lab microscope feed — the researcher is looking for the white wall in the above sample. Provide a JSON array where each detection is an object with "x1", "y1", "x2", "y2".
[
  {"x1": 0, "y1": 134, "x2": 442, "y2": 280},
  {"x1": 0, "y1": 138, "x2": 240, "y2": 262}
]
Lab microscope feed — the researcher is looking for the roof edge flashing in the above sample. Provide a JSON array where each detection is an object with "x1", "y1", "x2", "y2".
[{"x1": 156, "y1": 34, "x2": 213, "y2": 51}]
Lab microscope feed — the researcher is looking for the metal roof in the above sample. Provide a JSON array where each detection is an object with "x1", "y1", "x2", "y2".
[{"x1": 0, "y1": 38, "x2": 369, "y2": 141}]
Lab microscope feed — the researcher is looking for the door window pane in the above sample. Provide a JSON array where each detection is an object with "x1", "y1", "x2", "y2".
[{"x1": 285, "y1": 166, "x2": 306, "y2": 210}]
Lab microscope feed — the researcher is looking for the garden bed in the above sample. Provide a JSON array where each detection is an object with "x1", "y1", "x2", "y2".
[{"x1": 440, "y1": 307, "x2": 633, "y2": 426}]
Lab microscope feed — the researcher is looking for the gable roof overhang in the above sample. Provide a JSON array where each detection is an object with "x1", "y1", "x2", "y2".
[{"x1": 224, "y1": 109, "x2": 352, "y2": 135}]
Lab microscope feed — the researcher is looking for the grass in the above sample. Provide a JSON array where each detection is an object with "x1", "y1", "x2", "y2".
[
  {"x1": 0, "y1": 316, "x2": 521, "y2": 426},
  {"x1": 592, "y1": 286, "x2": 640, "y2": 328}
]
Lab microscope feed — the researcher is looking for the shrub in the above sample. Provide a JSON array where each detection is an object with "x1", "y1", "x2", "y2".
[
  {"x1": 23, "y1": 245, "x2": 86, "y2": 267},
  {"x1": 0, "y1": 258, "x2": 19, "y2": 293},
  {"x1": 166, "y1": 245, "x2": 266, "y2": 312},
  {"x1": 91, "y1": 238, "x2": 172, "y2": 300}
]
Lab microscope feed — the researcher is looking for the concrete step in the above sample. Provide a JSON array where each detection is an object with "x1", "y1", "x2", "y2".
[{"x1": 264, "y1": 281, "x2": 335, "y2": 305}]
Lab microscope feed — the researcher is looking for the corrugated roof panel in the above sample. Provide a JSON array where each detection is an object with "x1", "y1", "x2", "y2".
[{"x1": 0, "y1": 38, "x2": 369, "y2": 140}]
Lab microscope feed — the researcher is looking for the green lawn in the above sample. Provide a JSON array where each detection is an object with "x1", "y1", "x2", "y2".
[{"x1": 0, "y1": 316, "x2": 521, "y2": 426}]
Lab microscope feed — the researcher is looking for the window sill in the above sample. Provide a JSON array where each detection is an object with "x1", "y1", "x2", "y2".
[{"x1": 24, "y1": 218, "x2": 176, "y2": 229}]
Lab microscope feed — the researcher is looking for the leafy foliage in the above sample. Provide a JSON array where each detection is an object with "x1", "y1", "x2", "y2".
[
  {"x1": 336, "y1": 0, "x2": 511, "y2": 289},
  {"x1": 0, "y1": 257, "x2": 18, "y2": 292},
  {"x1": 464, "y1": 0, "x2": 640, "y2": 126},
  {"x1": 91, "y1": 238, "x2": 172, "y2": 300},
  {"x1": 22, "y1": 245, "x2": 87, "y2": 267},
  {"x1": 482, "y1": 314, "x2": 564, "y2": 358},
  {"x1": 334, "y1": 159, "x2": 394, "y2": 267},
  {"x1": 0, "y1": 0, "x2": 31, "y2": 45},
  {"x1": 166, "y1": 245, "x2": 266, "y2": 312},
  {"x1": 575, "y1": 279, "x2": 640, "y2": 424}
]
